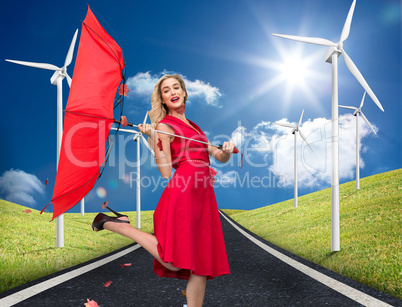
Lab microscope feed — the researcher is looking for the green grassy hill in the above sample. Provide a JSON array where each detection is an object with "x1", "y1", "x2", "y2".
[
  {"x1": 223, "y1": 168, "x2": 401, "y2": 299},
  {"x1": 0, "y1": 203, "x2": 155, "y2": 294}
]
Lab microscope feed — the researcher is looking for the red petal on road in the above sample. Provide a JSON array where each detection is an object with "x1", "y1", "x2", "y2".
[
  {"x1": 118, "y1": 263, "x2": 132, "y2": 268},
  {"x1": 84, "y1": 299, "x2": 100, "y2": 307},
  {"x1": 104, "y1": 281, "x2": 112, "y2": 287}
]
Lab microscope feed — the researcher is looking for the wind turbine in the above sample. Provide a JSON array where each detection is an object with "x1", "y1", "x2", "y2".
[
  {"x1": 272, "y1": 0, "x2": 384, "y2": 251},
  {"x1": 5, "y1": 29, "x2": 79, "y2": 248},
  {"x1": 339, "y1": 92, "x2": 377, "y2": 190},
  {"x1": 274, "y1": 110, "x2": 313, "y2": 208},
  {"x1": 111, "y1": 125, "x2": 154, "y2": 230}
]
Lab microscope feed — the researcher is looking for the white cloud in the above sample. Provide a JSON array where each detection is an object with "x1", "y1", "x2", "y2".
[
  {"x1": 270, "y1": 114, "x2": 378, "y2": 187},
  {"x1": 185, "y1": 78, "x2": 222, "y2": 106},
  {"x1": 230, "y1": 123, "x2": 283, "y2": 158},
  {"x1": 0, "y1": 169, "x2": 45, "y2": 206},
  {"x1": 252, "y1": 121, "x2": 272, "y2": 132},
  {"x1": 230, "y1": 121, "x2": 279, "y2": 153},
  {"x1": 126, "y1": 71, "x2": 159, "y2": 96},
  {"x1": 230, "y1": 126, "x2": 249, "y2": 147},
  {"x1": 228, "y1": 114, "x2": 378, "y2": 188},
  {"x1": 126, "y1": 71, "x2": 222, "y2": 106}
]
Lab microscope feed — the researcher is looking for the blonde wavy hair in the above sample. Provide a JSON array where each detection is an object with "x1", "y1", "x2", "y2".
[{"x1": 148, "y1": 74, "x2": 188, "y2": 128}]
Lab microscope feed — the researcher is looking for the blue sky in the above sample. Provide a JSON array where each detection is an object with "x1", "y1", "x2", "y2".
[{"x1": 0, "y1": 0, "x2": 400, "y2": 213}]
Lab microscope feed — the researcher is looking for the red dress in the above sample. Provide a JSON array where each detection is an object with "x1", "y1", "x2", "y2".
[{"x1": 153, "y1": 115, "x2": 231, "y2": 280}]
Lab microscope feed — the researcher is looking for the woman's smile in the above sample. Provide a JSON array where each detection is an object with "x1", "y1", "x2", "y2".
[{"x1": 161, "y1": 77, "x2": 186, "y2": 112}]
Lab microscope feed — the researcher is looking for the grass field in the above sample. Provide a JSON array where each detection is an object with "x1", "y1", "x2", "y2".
[
  {"x1": 0, "y1": 203, "x2": 154, "y2": 294},
  {"x1": 0, "y1": 169, "x2": 400, "y2": 299},
  {"x1": 223, "y1": 168, "x2": 401, "y2": 299}
]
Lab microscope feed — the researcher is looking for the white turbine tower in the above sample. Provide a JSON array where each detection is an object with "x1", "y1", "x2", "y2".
[
  {"x1": 272, "y1": 0, "x2": 384, "y2": 251},
  {"x1": 339, "y1": 92, "x2": 378, "y2": 190},
  {"x1": 274, "y1": 110, "x2": 313, "y2": 208},
  {"x1": 111, "y1": 126, "x2": 154, "y2": 229},
  {"x1": 5, "y1": 29, "x2": 79, "y2": 248}
]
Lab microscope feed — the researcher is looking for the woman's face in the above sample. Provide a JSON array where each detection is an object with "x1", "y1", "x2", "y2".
[{"x1": 160, "y1": 78, "x2": 186, "y2": 112}]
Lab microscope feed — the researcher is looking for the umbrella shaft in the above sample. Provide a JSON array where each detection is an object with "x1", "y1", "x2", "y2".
[{"x1": 123, "y1": 121, "x2": 221, "y2": 149}]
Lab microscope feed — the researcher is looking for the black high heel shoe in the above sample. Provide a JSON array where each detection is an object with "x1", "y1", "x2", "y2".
[
  {"x1": 92, "y1": 213, "x2": 130, "y2": 231},
  {"x1": 105, "y1": 206, "x2": 128, "y2": 218},
  {"x1": 102, "y1": 201, "x2": 128, "y2": 218}
]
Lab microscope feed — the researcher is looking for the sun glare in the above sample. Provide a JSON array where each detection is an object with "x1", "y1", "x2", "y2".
[
  {"x1": 280, "y1": 55, "x2": 308, "y2": 86},
  {"x1": 247, "y1": 39, "x2": 327, "y2": 114}
]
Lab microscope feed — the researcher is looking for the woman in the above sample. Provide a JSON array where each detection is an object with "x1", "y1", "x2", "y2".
[{"x1": 92, "y1": 74, "x2": 234, "y2": 306}]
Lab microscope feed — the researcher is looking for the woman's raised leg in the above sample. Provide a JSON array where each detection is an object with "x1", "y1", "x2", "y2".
[{"x1": 101, "y1": 217, "x2": 181, "y2": 272}]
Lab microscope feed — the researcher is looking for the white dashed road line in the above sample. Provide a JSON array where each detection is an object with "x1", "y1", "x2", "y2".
[{"x1": 0, "y1": 244, "x2": 141, "y2": 307}]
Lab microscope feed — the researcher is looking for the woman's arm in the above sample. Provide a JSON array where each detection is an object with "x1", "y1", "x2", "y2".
[
  {"x1": 208, "y1": 141, "x2": 235, "y2": 163},
  {"x1": 138, "y1": 122, "x2": 174, "y2": 179},
  {"x1": 153, "y1": 123, "x2": 174, "y2": 178}
]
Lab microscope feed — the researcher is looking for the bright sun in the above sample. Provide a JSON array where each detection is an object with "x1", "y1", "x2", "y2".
[
  {"x1": 280, "y1": 55, "x2": 308, "y2": 86},
  {"x1": 247, "y1": 41, "x2": 327, "y2": 112}
]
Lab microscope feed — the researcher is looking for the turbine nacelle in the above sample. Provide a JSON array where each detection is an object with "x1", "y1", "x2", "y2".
[
  {"x1": 273, "y1": 109, "x2": 313, "y2": 152},
  {"x1": 51, "y1": 70, "x2": 67, "y2": 85},
  {"x1": 339, "y1": 91, "x2": 377, "y2": 135},
  {"x1": 324, "y1": 46, "x2": 342, "y2": 63},
  {"x1": 5, "y1": 29, "x2": 78, "y2": 88}
]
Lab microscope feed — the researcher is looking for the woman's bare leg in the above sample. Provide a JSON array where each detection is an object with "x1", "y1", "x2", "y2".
[
  {"x1": 186, "y1": 273, "x2": 207, "y2": 307},
  {"x1": 101, "y1": 217, "x2": 180, "y2": 272}
]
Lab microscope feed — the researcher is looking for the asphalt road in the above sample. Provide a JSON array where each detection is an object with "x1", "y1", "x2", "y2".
[{"x1": 0, "y1": 212, "x2": 400, "y2": 306}]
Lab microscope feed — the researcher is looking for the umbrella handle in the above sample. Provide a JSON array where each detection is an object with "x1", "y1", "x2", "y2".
[
  {"x1": 217, "y1": 145, "x2": 243, "y2": 168},
  {"x1": 217, "y1": 144, "x2": 239, "y2": 154}
]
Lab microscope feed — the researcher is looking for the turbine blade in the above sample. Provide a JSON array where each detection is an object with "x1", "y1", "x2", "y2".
[
  {"x1": 341, "y1": 49, "x2": 384, "y2": 112},
  {"x1": 64, "y1": 29, "x2": 78, "y2": 68},
  {"x1": 5, "y1": 59, "x2": 60, "y2": 71},
  {"x1": 298, "y1": 109, "x2": 304, "y2": 128},
  {"x1": 66, "y1": 73, "x2": 72, "y2": 88},
  {"x1": 141, "y1": 135, "x2": 155, "y2": 155},
  {"x1": 272, "y1": 33, "x2": 335, "y2": 46},
  {"x1": 143, "y1": 111, "x2": 149, "y2": 125},
  {"x1": 359, "y1": 91, "x2": 366, "y2": 109},
  {"x1": 273, "y1": 122, "x2": 296, "y2": 129},
  {"x1": 360, "y1": 112, "x2": 377, "y2": 135},
  {"x1": 299, "y1": 129, "x2": 314, "y2": 152},
  {"x1": 339, "y1": 105, "x2": 357, "y2": 110},
  {"x1": 340, "y1": 0, "x2": 356, "y2": 42}
]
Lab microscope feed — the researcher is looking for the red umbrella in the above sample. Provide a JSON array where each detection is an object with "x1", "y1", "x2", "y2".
[
  {"x1": 41, "y1": 6, "x2": 125, "y2": 220},
  {"x1": 41, "y1": 7, "x2": 243, "y2": 221}
]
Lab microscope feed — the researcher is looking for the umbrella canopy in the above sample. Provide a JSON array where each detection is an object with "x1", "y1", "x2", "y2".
[{"x1": 42, "y1": 6, "x2": 125, "y2": 220}]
